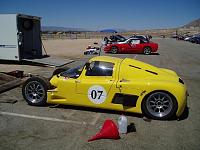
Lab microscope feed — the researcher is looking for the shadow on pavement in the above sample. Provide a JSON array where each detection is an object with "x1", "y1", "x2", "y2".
[
  {"x1": 47, "y1": 104, "x2": 189, "y2": 121},
  {"x1": 177, "y1": 106, "x2": 189, "y2": 121},
  {"x1": 49, "y1": 104, "x2": 144, "y2": 118}
]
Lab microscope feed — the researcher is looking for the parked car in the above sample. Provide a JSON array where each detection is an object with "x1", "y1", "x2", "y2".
[
  {"x1": 189, "y1": 36, "x2": 200, "y2": 44},
  {"x1": 184, "y1": 36, "x2": 192, "y2": 41},
  {"x1": 104, "y1": 38, "x2": 158, "y2": 54},
  {"x1": 22, "y1": 56, "x2": 188, "y2": 120},
  {"x1": 130, "y1": 35, "x2": 150, "y2": 42},
  {"x1": 102, "y1": 35, "x2": 127, "y2": 45},
  {"x1": 109, "y1": 35, "x2": 127, "y2": 43}
]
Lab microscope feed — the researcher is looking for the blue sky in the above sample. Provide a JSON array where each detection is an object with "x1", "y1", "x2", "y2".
[{"x1": 1, "y1": 0, "x2": 200, "y2": 30}]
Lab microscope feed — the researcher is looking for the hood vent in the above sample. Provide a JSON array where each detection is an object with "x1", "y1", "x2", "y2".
[
  {"x1": 129, "y1": 65, "x2": 141, "y2": 69},
  {"x1": 129, "y1": 65, "x2": 158, "y2": 75},
  {"x1": 145, "y1": 70, "x2": 158, "y2": 75}
]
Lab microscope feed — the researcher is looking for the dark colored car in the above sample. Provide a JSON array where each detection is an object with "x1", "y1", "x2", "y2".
[
  {"x1": 109, "y1": 35, "x2": 127, "y2": 43},
  {"x1": 130, "y1": 35, "x2": 150, "y2": 42},
  {"x1": 190, "y1": 37, "x2": 200, "y2": 44}
]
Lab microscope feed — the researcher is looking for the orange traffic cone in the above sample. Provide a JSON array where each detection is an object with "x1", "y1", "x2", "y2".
[{"x1": 88, "y1": 119, "x2": 120, "y2": 142}]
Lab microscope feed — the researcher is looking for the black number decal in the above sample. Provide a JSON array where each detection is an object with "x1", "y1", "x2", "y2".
[
  {"x1": 91, "y1": 90, "x2": 103, "y2": 99},
  {"x1": 98, "y1": 91, "x2": 103, "y2": 99},
  {"x1": 91, "y1": 90, "x2": 97, "y2": 99}
]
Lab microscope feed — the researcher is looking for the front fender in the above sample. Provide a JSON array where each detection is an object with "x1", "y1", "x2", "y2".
[
  {"x1": 140, "y1": 80, "x2": 187, "y2": 117},
  {"x1": 119, "y1": 79, "x2": 187, "y2": 116}
]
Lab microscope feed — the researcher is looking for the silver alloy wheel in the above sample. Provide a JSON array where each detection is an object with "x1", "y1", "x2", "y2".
[
  {"x1": 25, "y1": 81, "x2": 45, "y2": 104},
  {"x1": 111, "y1": 47, "x2": 118, "y2": 54},
  {"x1": 144, "y1": 47, "x2": 151, "y2": 55},
  {"x1": 146, "y1": 92, "x2": 173, "y2": 118}
]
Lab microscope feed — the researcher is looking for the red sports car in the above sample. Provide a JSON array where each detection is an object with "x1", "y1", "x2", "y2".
[{"x1": 104, "y1": 38, "x2": 158, "y2": 55}]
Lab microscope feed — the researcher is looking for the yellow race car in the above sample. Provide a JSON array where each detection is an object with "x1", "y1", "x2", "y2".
[{"x1": 22, "y1": 56, "x2": 188, "y2": 120}]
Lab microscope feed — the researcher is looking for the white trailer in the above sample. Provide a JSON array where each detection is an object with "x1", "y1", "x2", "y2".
[{"x1": 0, "y1": 14, "x2": 42, "y2": 61}]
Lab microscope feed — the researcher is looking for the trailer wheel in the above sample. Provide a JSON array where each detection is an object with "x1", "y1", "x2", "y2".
[{"x1": 22, "y1": 76, "x2": 50, "y2": 106}]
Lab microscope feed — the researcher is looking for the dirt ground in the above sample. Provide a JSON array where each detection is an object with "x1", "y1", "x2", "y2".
[
  {"x1": 0, "y1": 38, "x2": 200, "y2": 150},
  {"x1": 42, "y1": 39, "x2": 102, "y2": 59}
]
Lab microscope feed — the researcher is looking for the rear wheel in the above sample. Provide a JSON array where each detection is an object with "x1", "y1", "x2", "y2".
[
  {"x1": 143, "y1": 47, "x2": 152, "y2": 55},
  {"x1": 142, "y1": 91, "x2": 177, "y2": 120},
  {"x1": 22, "y1": 76, "x2": 50, "y2": 106},
  {"x1": 111, "y1": 46, "x2": 118, "y2": 54}
]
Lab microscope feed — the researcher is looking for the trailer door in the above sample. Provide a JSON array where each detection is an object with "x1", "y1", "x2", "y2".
[{"x1": 0, "y1": 14, "x2": 19, "y2": 61}]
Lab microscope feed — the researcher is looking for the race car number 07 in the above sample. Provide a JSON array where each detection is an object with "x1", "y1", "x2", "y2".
[
  {"x1": 91, "y1": 90, "x2": 103, "y2": 99},
  {"x1": 88, "y1": 85, "x2": 107, "y2": 104}
]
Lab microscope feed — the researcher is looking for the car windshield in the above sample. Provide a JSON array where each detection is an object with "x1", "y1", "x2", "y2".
[{"x1": 60, "y1": 64, "x2": 84, "y2": 78}]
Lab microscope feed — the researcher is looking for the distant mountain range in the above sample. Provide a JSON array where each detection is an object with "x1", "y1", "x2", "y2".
[
  {"x1": 41, "y1": 26, "x2": 87, "y2": 32},
  {"x1": 42, "y1": 18, "x2": 200, "y2": 32},
  {"x1": 99, "y1": 28, "x2": 127, "y2": 33},
  {"x1": 182, "y1": 18, "x2": 200, "y2": 28}
]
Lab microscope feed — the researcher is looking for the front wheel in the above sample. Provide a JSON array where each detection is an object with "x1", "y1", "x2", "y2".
[
  {"x1": 22, "y1": 76, "x2": 50, "y2": 106},
  {"x1": 143, "y1": 47, "x2": 152, "y2": 55},
  {"x1": 142, "y1": 91, "x2": 178, "y2": 120}
]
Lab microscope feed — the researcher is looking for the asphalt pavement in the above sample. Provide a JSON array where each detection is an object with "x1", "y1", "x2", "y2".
[{"x1": 0, "y1": 38, "x2": 200, "y2": 150}]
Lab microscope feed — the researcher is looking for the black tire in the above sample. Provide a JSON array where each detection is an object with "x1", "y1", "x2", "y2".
[
  {"x1": 111, "y1": 46, "x2": 118, "y2": 54},
  {"x1": 143, "y1": 47, "x2": 152, "y2": 55},
  {"x1": 22, "y1": 76, "x2": 51, "y2": 106},
  {"x1": 142, "y1": 91, "x2": 178, "y2": 120}
]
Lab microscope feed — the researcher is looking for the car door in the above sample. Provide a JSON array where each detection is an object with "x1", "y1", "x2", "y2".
[
  {"x1": 119, "y1": 39, "x2": 134, "y2": 53},
  {"x1": 75, "y1": 61, "x2": 116, "y2": 107},
  {"x1": 129, "y1": 39, "x2": 143, "y2": 53}
]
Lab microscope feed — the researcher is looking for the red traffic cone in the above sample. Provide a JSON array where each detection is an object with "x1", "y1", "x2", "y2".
[{"x1": 88, "y1": 119, "x2": 120, "y2": 142}]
